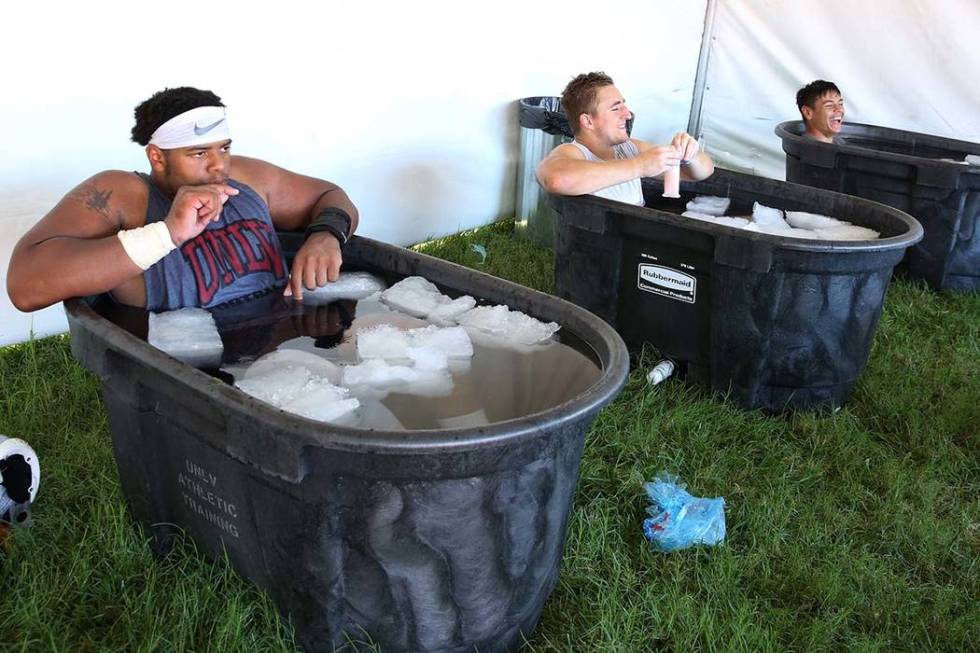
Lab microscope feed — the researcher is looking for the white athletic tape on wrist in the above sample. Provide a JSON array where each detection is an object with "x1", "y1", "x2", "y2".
[
  {"x1": 148, "y1": 106, "x2": 231, "y2": 149},
  {"x1": 117, "y1": 221, "x2": 176, "y2": 270}
]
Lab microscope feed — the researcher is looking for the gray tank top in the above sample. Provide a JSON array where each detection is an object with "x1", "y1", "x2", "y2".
[
  {"x1": 137, "y1": 173, "x2": 288, "y2": 310},
  {"x1": 571, "y1": 140, "x2": 644, "y2": 206}
]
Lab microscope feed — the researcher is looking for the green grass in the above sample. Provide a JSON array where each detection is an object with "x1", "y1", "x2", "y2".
[{"x1": 1, "y1": 219, "x2": 978, "y2": 651}]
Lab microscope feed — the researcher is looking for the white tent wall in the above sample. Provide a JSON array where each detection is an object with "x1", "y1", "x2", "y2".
[
  {"x1": 696, "y1": 0, "x2": 980, "y2": 178},
  {"x1": 0, "y1": 0, "x2": 708, "y2": 346}
]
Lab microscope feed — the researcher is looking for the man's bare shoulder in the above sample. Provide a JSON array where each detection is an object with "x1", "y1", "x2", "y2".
[
  {"x1": 56, "y1": 170, "x2": 148, "y2": 229},
  {"x1": 231, "y1": 155, "x2": 284, "y2": 199},
  {"x1": 546, "y1": 142, "x2": 587, "y2": 160},
  {"x1": 231, "y1": 155, "x2": 285, "y2": 181}
]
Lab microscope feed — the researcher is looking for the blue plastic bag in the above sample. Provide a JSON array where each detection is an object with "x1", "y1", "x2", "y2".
[{"x1": 642, "y1": 473, "x2": 726, "y2": 552}]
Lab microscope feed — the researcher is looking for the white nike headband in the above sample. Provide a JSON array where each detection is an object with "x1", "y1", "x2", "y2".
[{"x1": 148, "y1": 105, "x2": 231, "y2": 149}]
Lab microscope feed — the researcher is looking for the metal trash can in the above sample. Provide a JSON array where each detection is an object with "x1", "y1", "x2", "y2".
[{"x1": 515, "y1": 97, "x2": 573, "y2": 247}]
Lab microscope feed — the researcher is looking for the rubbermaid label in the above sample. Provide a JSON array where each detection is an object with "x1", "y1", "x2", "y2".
[{"x1": 637, "y1": 264, "x2": 696, "y2": 304}]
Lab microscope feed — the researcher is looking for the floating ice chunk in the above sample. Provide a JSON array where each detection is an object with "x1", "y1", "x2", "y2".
[
  {"x1": 751, "y1": 202, "x2": 789, "y2": 228},
  {"x1": 236, "y1": 366, "x2": 312, "y2": 406},
  {"x1": 148, "y1": 308, "x2": 223, "y2": 368},
  {"x1": 711, "y1": 217, "x2": 752, "y2": 229},
  {"x1": 812, "y1": 225, "x2": 880, "y2": 241},
  {"x1": 406, "y1": 325, "x2": 474, "y2": 358},
  {"x1": 681, "y1": 202, "x2": 877, "y2": 240},
  {"x1": 406, "y1": 346, "x2": 449, "y2": 372},
  {"x1": 357, "y1": 324, "x2": 411, "y2": 361},
  {"x1": 785, "y1": 211, "x2": 846, "y2": 230},
  {"x1": 244, "y1": 349, "x2": 341, "y2": 384},
  {"x1": 380, "y1": 276, "x2": 443, "y2": 318},
  {"x1": 341, "y1": 359, "x2": 454, "y2": 398},
  {"x1": 302, "y1": 271, "x2": 387, "y2": 305},
  {"x1": 380, "y1": 276, "x2": 476, "y2": 324},
  {"x1": 343, "y1": 359, "x2": 419, "y2": 388},
  {"x1": 456, "y1": 305, "x2": 560, "y2": 346},
  {"x1": 280, "y1": 378, "x2": 360, "y2": 424},
  {"x1": 429, "y1": 295, "x2": 477, "y2": 325},
  {"x1": 237, "y1": 368, "x2": 360, "y2": 424},
  {"x1": 686, "y1": 195, "x2": 730, "y2": 215},
  {"x1": 356, "y1": 324, "x2": 474, "y2": 365},
  {"x1": 965, "y1": 154, "x2": 980, "y2": 166}
]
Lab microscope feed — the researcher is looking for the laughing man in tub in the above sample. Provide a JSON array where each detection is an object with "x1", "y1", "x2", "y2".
[
  {"x1": 797, "y1": 79, "x2": 845, "y2": 144},
  {"x1": 7, "y1": 86, "x2": 359, "y2": 312},
  {"x1": 536, "y1": 71, "x2": 714, "y2": 205}
]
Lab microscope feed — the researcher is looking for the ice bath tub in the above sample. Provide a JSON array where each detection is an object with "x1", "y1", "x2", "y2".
[
  {"x1": 64, "y1": 236, "x2": 629, "y2": 653},
  {"x1": 776, "y1": 120, "x2": 980, "y2": 291},
  {"x1": 550, "y1": 168, "x2": 922, "y2": 412}
]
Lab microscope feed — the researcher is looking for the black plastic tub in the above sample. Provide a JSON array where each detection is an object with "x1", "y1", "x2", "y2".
[
  {"x1": 64, "y1": 236, "x2": 629, "y2": 653},
  {"x1": 550, "y1": 168, "x2": 922, "y2": 412},
  {"x1": 776, "y1": 120, "x2": 980, "y2": 291}
]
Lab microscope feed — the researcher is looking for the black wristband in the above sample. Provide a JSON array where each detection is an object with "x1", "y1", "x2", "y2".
[{"x1": 305, "y1": 208, "x2": 352, "y2": 250}]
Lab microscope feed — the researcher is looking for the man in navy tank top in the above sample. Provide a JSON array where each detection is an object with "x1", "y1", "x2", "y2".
[
  {"x1": 7, "y1": 87, "x2": 358, "y2": 312},
  {"x1": 537, "y1": 72, "x2": 715, "y2": 205}
]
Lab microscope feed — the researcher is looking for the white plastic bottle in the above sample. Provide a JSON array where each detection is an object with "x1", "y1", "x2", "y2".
[{"x1": 646, "y1": 359, "x2": 676, "y2": 385}]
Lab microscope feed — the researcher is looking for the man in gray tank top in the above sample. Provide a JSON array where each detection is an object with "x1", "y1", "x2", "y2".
[
  {"x1": 8, "y1": 87, "x2": 359, "y2": 312},
  {"x1": 537, "y1": 72, "x2": 715, "y2": 205}
]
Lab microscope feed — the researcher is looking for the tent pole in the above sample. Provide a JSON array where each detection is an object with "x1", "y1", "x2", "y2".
[{"x1": 687, "y1": 0, "x2": 720, "y2": 142}]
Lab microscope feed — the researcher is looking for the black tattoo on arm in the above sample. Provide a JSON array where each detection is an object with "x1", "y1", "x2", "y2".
[
  {"x1": 65, "y1": 183, "x2": 123, "y2": 226},
  {"x1": 83, "y1": 187, "x2": 112, "y2": 217}
]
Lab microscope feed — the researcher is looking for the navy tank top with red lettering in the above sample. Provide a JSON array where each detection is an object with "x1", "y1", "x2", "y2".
[{"x1": 137, "y1": 173, "x2": 288, "y2": 310}]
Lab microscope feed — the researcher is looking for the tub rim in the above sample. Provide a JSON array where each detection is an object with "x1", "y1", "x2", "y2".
[{"x1": 775, "y1": 119, "x2": 980, "y2": 177}]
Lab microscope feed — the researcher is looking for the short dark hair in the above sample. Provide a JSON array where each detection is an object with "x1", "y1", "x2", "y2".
[
  {"x1": 796, "y1": 80, "x2": 841, "y2": 117},
  {"x1": 131, "y1": 87, "x2": 225, "y2": 145},
  {"x1": 561, "y1": 72, "x2": 614, "y2": 135}
]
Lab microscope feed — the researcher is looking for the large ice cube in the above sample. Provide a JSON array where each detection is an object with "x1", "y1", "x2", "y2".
[
  {"x1": 406, "y1": 346, "x2": 450, "y2": 372},
  {"x1": 812, "y1": 225, "x2": 880, "y2": 241},
  {"x1": 429, "y1": 295, "x2": 477, "y2": 325},
  {"x1": 236, "y1": 365, "x2": 360, "y2": 424},
  {"x1": 456, "y1": 305, "x2": 560, "y2": 346},
  {"x1": 380, "y1": 276, "x2": 476, "y2": 325},
  {"x1": 236, "y1": 366, "x2": 312, "y2": 405},
  {"x1": 243, "y1": 349, "x2": 341, "y2": 384},
  {"x1": 380, "y1": 276, "x2": 444, "y2": 318},
  {"x1": 356, "y1": 324, "x2": 411, "y2": 361},
  {"x1": 148, "y1": 308, "x2": 223, "y2": 368},
  {"x1": 751, "y1": 202, "x2": 789, "y2": 228},
  {"x1": 341, "y1": 359, "x2": 454, "y2": 398},
  {"x1": 686, "y1": 195, "x2": 730, "y2": 216},
  {"x1": 406, "y1": 325, "x2": 474, "y2": 358},
  {"x1": 302, "y1": 271, "x2": 387, "y2": 305},
  {"x1": 280, "y1": 378, "x2": 360, "y2": 424},
  {"x1": 785, "y1": 210, "x2": 846, "y2": 230}
]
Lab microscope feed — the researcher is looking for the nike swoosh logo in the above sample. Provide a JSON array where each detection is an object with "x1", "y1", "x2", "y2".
[{"x1": 193, "y1": 118, "x2": 225, "y2": 136}]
